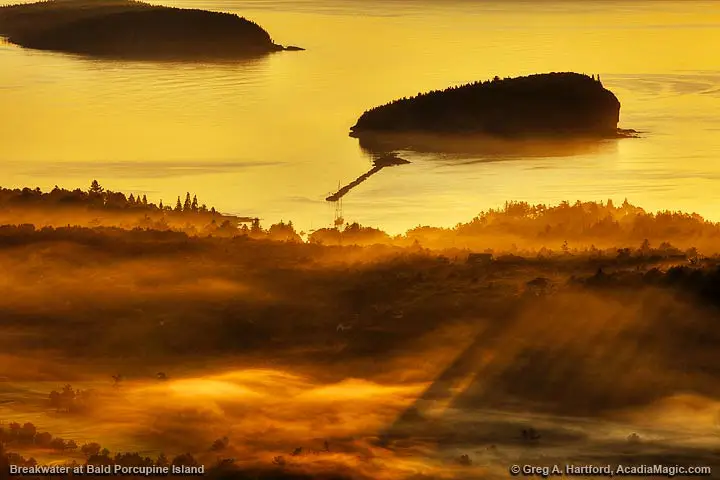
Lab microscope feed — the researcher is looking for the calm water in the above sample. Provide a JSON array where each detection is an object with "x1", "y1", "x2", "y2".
[{"x1": 1, "y1": 0, "x2": 719, "y2": 233}]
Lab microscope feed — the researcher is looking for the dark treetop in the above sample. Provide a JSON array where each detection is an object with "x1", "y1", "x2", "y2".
[
  {"x1": 350, "y1": 72, "x2": 626, "y2": 139},
  {"x1": 0, "y1": 0, "x2": 303, "y2": 60}
]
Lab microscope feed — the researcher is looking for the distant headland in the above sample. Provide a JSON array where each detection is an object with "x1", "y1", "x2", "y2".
[
  {"x1": 350, "y1": 73, "x2": 636, "y2": 141},
  {"x1": 0, "y1": 0, "x2": 304, "y2": 60}
]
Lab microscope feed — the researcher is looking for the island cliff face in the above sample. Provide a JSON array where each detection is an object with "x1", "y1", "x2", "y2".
[
  {"x1": 0, "y1": 0, "x2": 302, "y2": 60},
  {"x1": 351, "y1": 73, "x2": 623, "y2": 138}
]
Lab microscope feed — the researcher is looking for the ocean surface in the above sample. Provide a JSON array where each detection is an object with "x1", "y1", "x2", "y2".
[{"x1": 1, "y1": 0, "x2": 719, "y2": 234}]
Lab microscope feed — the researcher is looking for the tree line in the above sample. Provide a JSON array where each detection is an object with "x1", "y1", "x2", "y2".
[
  {"x1": 0, "y1": 421, "x2": 200, "y2": 469},
  {"x1": 0, "y1": 0, "x2": 281, "y2": 60},
  {"x1": 576, "y1": 263, "x2": 720, "y2": 308},
  {"x1": 3, "y1": 185, "x2": 720, "y2": 253},
  {"x1": 48, "y1": 384, "x2": 95, "y2": 414},
  {"x1": 0, "y1": 181, "x2": 218, "y2": 214},
  {"x1": 351, "y1": 72, "x2": 618, "y2": 135},
  {"x1": 0, "y1": 219, "x2": 302, "y2": 245}
]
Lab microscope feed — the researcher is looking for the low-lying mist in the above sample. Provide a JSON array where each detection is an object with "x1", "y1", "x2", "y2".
[{"x1": 1, "y1": 184, "x2": 719, "y2": 479}]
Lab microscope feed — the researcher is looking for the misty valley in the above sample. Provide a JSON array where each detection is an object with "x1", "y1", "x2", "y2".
[{"x1": 0, "y1": 183, "x2": 719, "y2": 479}]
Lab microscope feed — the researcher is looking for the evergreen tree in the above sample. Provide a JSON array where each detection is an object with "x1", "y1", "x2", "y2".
[
  {"x1": 183, "y1": 193, "x2": 192, "y2": 211},
  {"x1": 128, "y1": 194, "x2": 135, "y2": 204},
  {"x1": 251, "y1": 218, "x2": 262, "y2": 234},
  {"x1": 142, "y1": 195, "x2": 148, "y2": 206},
  {"x1": 175, "y1": 197, "x2": 182, "y2": 212},
  {"x1": 639, "y1": 239, "x2": 651, "y2": 255},
  {"x1": 561, "y1": 240, "x2": 569, "y2": 254},
  {"x1": 89, "y1": 180, "x2": 104, "y2": 194},
  {"x1": 191, "y1": 195, "x2": 198, "y2": 212},
  {"x1": 159, "y1": 200, "x2": 164, "y2": 210}
]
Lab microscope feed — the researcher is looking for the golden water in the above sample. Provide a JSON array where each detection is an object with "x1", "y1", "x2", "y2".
[{"x1": 1, "y1": 0, "x2": 719, "y2": 233}]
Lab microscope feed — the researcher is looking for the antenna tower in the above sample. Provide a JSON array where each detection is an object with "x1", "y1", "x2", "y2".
[{"x1": 333, "y1": 181, "x2": 344, "y2": 228}]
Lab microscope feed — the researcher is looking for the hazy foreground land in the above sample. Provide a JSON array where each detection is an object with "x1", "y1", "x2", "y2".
[{"x1": 1, "y1": 183, "x2": 720, "y2": 479}]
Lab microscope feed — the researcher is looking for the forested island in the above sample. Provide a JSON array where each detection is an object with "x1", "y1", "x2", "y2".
[
  {"x1": 351, "y1": 73, "x2": 633, "y2": 140},
  {"x1": 0, "y1": 0, "x2": 303, "y2": 60}
]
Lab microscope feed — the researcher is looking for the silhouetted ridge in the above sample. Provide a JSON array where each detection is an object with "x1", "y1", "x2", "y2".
[
  {"x1": 351, "y1": 72, "x2": 626, "y2": 138},
  {"x1": 0, "y1": 0, "x2": 303, "y2": 59}
]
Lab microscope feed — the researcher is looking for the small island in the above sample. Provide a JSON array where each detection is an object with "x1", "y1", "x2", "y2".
[
  {"x1": 0, "y1": 0, "x2": 304, "y2": 60},
  {"x1": 351, "y1": 73, "x2": 635, "y2": 140}
]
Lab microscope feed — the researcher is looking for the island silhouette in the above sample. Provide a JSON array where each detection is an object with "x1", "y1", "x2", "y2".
[
  {"x1": 350, "y1": 72, "x2": 637, "y2": 155},
  {"x1": 0, "y1": 0, "x2": 304, "y2": 60}
]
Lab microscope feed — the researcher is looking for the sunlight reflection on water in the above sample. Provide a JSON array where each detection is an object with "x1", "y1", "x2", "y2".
[{"x1": 0, "y1": 1, "x2": 719, "y2": 233}]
